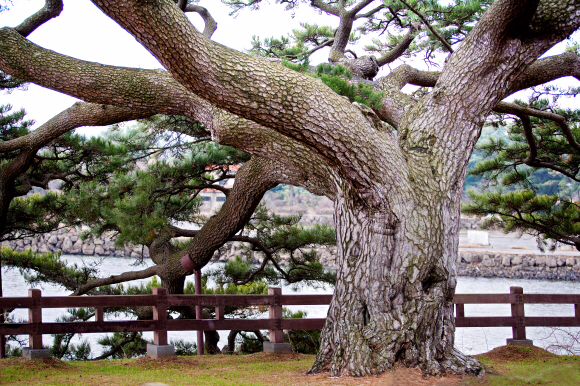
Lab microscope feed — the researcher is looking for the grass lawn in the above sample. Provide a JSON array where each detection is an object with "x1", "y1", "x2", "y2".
[
  {"x1": 469, "y1": 345, "x2": 580, "y2": 386},
  {"x1": 1, "y1": 347, "x2": 579, "y2": 385}
]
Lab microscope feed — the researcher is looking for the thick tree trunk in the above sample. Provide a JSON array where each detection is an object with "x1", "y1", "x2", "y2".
[{"x1": 310, "y1": 186, "x2": 481, "y2": 376}]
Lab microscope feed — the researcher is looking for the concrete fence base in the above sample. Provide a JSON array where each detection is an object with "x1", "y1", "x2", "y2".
[
  {"x1": 263, "y1": 342, "x2": 292, "y2": 353},
  {"x1": 146, "y1": 344, "x2": 175, "y2": 359},
  {"x1": 22, "y1": 347, "x2": 50, "y2": 360},
  {"x1": 506, "y1": 339, "x2": 534, "y2": 347}
]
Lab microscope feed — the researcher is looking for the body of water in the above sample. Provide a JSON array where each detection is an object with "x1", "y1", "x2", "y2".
[{"x1": 2, "y1": 255, "x2": 579, "y2": 357}]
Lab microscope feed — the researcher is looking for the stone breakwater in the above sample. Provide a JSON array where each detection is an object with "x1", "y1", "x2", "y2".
[
  {"x1": 457, "y1": 252, "x2": 580, "y2": 281},
  {"x1": 2, "y1": 228, "x2": 149, "y2": 258},
  {"x1": 4, "y1": 229, "x2": 580, "y2": 282},
  {"x1": 218, "y1": 244, "x2": 580, "y2": 281}
]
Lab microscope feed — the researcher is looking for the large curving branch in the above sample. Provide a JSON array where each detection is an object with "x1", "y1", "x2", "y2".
[
  {"x1": 311, "y1": 0, "x2": 340, "y2": 16},
  {"x1": 355, "y1": 3, "x2": 386, "y2": 20},
  {"x1": 0, "y1": 27, "x2": 213, "y2": 126},
  {"x1": 88, "y1": 0, "x2": 355, "y2": 137},
  {"x1": 181, "y1": 157, "x2": 311, "y2": 270},
  {"x1": 508, "y1": 51, "x2": 580, "y2": 94},
  {"x1": 373, "y1": 49, "x2": 580, "y2": 129},
  {"x1": 15, "y1": 0, "x2": 63, "y2": 37},
  {"x1": 90, "y1": 0, "x2": 408, "y2": 197},
  {"x1": 0, "y1": 28, "x2": 337, "y2": 193},
  {"x1": 0, "y1": 103, "x2": 151, "y2": 153}
]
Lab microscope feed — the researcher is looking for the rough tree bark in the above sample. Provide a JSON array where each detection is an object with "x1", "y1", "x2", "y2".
[{"x1": 2, "y1": 0, "x2": 579, "y2": 376}]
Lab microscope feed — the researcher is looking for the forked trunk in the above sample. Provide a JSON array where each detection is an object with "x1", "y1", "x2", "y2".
[{"x1": 310, "y1": 186, "x2": 482, "y2": 376}]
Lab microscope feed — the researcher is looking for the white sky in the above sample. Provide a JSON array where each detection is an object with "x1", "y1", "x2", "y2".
[{"x1": 0, "y1": 1, "x2": 578, "y2": 137}]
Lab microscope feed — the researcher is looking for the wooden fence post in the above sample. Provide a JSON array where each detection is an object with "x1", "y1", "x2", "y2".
[
  {"x1": 456, "y1": 303, "x2": 464, "y2": 319},
  {"x1": 152, "y1": 287, "x2": 168, "y2": 346},
  {"x1": 28, "y1": 289, "x2": 42, "y2": 350},
  {"x1": 95, "y1": 307, "x2": 104, "y2": 323},
  {"x1": 0, "y1": 249, "x2": 4, "y2": 359},
  {"x1": 507, "y1": 286, "x2": 533, "y2": 347},
  {"x1": 263, "y1": 287, "x2": 291, "y2": 353},
  {"x1": 195, "y1": 269, "x2": 204, "y2": 356},
  {"x1": 146, "y1": 287, "x2": 175, "y2": 359},
  {"x1": 23, "y1": 289, "x2": 49, "y2": 359}
]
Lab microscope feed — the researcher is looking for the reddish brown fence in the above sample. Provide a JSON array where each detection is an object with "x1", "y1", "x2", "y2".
[
  {"x1": 454, "y1": 286, "x2": 580, "y2": 343},
  {"x1": 1, "y1": 286, "x2": 580, "y2": 359},
  {"x1": 0, "y1": 286, "x2": 330, "y2": 358}
]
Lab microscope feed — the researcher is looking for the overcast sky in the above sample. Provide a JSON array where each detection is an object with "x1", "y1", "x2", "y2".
[{"x1": 0, "y1": 0, "x2": 335, "y2": 135}]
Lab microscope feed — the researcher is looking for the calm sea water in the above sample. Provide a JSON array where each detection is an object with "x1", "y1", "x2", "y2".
[{"x1": 2, "y1": 255, "x2": 580, "y2": 357}]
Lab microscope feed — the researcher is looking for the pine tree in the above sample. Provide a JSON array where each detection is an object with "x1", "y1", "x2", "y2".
[{"x1": 463, "y1": 94, "x2": 580, "y2": 251}]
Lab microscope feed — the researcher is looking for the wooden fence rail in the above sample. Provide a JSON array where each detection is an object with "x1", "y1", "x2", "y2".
[{"x1": 1, "y1": 286, "x2": 579, "y2": 359}]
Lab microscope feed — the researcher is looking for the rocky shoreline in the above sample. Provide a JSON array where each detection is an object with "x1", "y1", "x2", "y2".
[
  {"x1": 3, "y1": 228, "x2": 580, "y2": 281},
  {"x1": 2, "y1": 228, "x2": 150, "y2": 258},
  {"x1": 457, "y1": 252, "x2": 580, "y2": 281}
]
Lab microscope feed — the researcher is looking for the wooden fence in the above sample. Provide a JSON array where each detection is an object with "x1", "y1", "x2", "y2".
[{"x1": 1, "y1": 286, "x2": 579, "y2": 359}]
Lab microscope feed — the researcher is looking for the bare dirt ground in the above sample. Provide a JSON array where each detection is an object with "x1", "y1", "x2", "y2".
[
  {"x1": 135, "y1": 353, "x2": 472, "y2": 386},
  {"x1": 278, "y1": 367, "x2": 469, "y2": 386}
]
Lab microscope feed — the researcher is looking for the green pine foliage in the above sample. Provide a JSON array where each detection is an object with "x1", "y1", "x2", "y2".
[
  {"x1": 226, "y1": 0, "x2": 492, "y2": 65},
  {"x1": 463, "y1": 190, "x2": 580, "y2": 251},
  {"x1": 50, "y1": 308, "x2": 95, "y2": 360},
  {"x1": 0, "y1": 104, "x2": 34, "y2": 147},
  {"x1": 97, "y1": 332, "x2": 150, "y2": 359},
  {"x1": 281, "y1": 61, "x2": 385, "y2": 109},
  {"x1": 362, "y1": 1, "x2": 491, "y2": 59},
  {"x1": 171, "y1": 339, "x2": 197, "y2": 356},
  {"x1": 3, "y1": 192, "x2": 66, "y2": 242},
  {"x1": 61, "y1": 124, "x2": 248, "y2": 246},
  {"x1": 0, "y1": 247, "x2": 99, "y2": 290},
  {"x1": 210, "y1": 205, "x2": 336, "y2": 288},
  {"x1": 463, "y1": 98, "x2": 580, "y2": 251},
  {"x1": 283, "y1": 309, "x2": 321, "y2": 354}
]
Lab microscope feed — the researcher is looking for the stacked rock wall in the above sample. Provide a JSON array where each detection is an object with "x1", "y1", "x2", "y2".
[
  {"x1": 2, "y1": 228, "x2": 149, "y2": 258},
  {"x1": 457, "y1": 252, "x2": 580, "y2": 281}
]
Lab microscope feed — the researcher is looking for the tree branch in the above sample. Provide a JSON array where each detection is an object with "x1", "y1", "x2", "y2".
[
  {"x1": 181, "y1": 157, "x2": 282, "y2": 270},
  {"x1": 355, "y1": 4, "x2": 386, "y2": 20},
  {"x1": 0, "y1": 27, "x2": 212, "y2": 126},
  {"x1": 376, "y1": 21, "x2": 421, "y2": 66},
  {"x1": 185, "y1": 5, "x2": 218, "y2": 38},
  {"x1": 378, "y1": 50, "x2": 580, "y2": 93},
  {"x1": 494, "y1": 101, "x2": 580, "y2": 151},
  {"x1": 310, "y1": 0, "x2": 340, "y2": 16},
  {"x1": 516, "y1": 113, "x2": 538, "y2": 163},
  {"x1": 90, "y1": 0, "x2": 408, "y2": 195},
  {"x1": 377, "y1": 63, "x2": 439, "y2": 90},
  {"x1": 228, "y1": 234, "x2": 292, "y2": 284},
  {"x1": 73, "y1": 265, "x2": 160, "y2": 296},
  {"x1": 348, "y1": 0, "x2": 376, "y2": 17},
  {"x1": 0, "y1": 103, "x2": 151, "y2": 153},
  {"x1": 90, "y1": 331, "x2": 138, "y2": 360},
  {"x1": 0, "y1": 27, "x2": 339, "y2": 193},
  {"x1": 508, "y1": 51, "x2": 580, "y2": 95},
  {"x1": 398, "y1": 0, "x2": 453, "y2": 53},
  {"x1": 15, "y1": 0, "x2": 63, "y2": 37}
]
